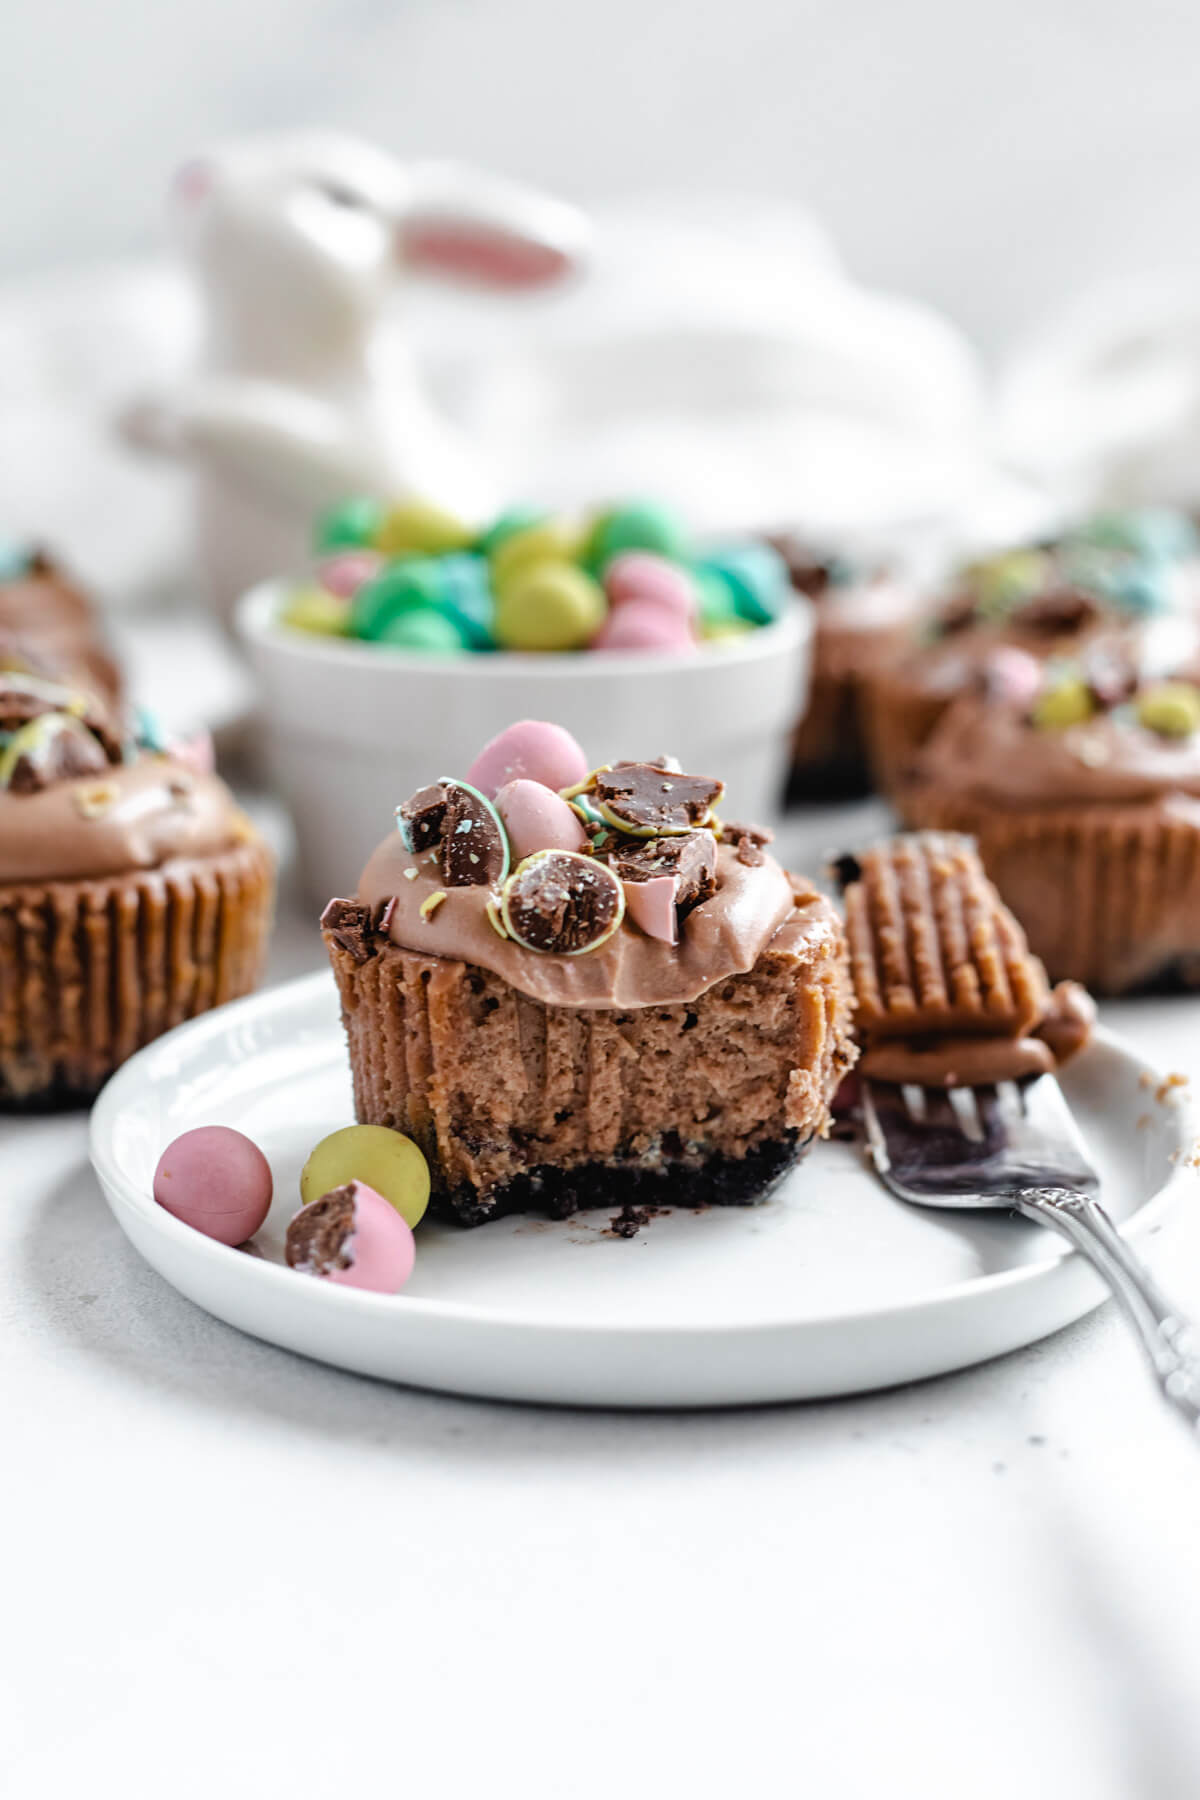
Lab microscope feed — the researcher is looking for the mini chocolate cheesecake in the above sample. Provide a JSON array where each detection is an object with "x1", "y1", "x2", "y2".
[
  {"x1": 322, "y1": 725, "x2": 857, "y2": 1225},
  {"x1": 768, "y1": 533, "x2": 922, "y2": 802},
  {"x1": 900, "y1": 657, "x2": 1200, "y2": 994},
  {"x1": 862, "y1": 507, "x2": 1200, "y2": 799},
  {"x1": 0, "y1": 674, "x2": 274, "y2": 1103}
]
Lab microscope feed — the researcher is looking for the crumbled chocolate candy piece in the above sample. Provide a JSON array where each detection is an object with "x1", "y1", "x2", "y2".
[
  {"x1": 397, "y1": 783, "x2": 450, "y2": 852},
  {"x1": 829, "y1": 852, "x2": 863, "y2": 893},
  {"x1": 934, "y1": 593, "x2": 979, "y2": 636},
  {"x1": 286, "y1": 1184, "x2": 356, "y2": 1275},
  {"x1": 592, "y1": 763, "x2": 723, "y2": 836},
  {"x1": 320, "y1": 897, "x2": 376, "y2": 963},
  {"x1": 397, "y1": 779, "x2": 508, "y2": 887},
  {"x1": 2, "y1": 713, "x2": 110, "y2": 793},
  {"x1": 1015, "y1": 587, "x2": 1101, "y2": 636},
  {"x1": 765, "y1": 532, "x2": 834, "y2": 598},
  {"x1": 0, "y1": 674, "x2": 122, "y2": 763},
  {"x1": 1085, "y1": 654, "x2": 1138, "y2": 710},
  {"x1": 720, "y1": 819, "x2": 774, "y2": 861},
  {"x1": 501, "y1": 850, "x2": 624, "y2": 954},
  {"x1": 608, "y1": 830, "x2": 718, "y2": 911}
]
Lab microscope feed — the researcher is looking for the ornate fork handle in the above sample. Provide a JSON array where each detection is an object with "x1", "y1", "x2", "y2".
[{"x1": 1017, "y1": 1187, "x2": 1200, "y2": 1430}]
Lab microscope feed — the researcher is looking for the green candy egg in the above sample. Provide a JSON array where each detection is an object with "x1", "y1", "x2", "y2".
[
  {"x1": 696, "y1": 542, "x2": 789, "y2": 626},
  {"x1": 1135, "y1": 681, "x2": 1200, "y2": 737},
  {"x1": 1032, "y1": 678, "x2": 1094, "y2": 730},
  {"x1": 436, "y1": 552, "x2": 495, "y2": 649},
  {"x1": 494, "y1": 562, "x2": 606, "y2": 651},
  {"x1": 377, "y1": 608, "x2": 468, "y2": 653},
  {"x1": 490, "y1": 520, "x2": 583, "y2": 590},
  {"x1": 374, "y1": 498, "x2": 474, "y2": 558},
  {"x1": 968, "y1": 548, "x2": 1051, "y2": 614},
  {"x1": 300, "y1": 1124, "x2": 430, "y2": 1229},
  {"x1": 280, "y1": 586, "x2": 350, "y2": 636},
  {"x1": 350, "y1": 559, "x2": 445, "y2": 639},
  {"x1": 585, "y1": 502, "x2": 691, "y2": 570},
  {"x1": 693, "y1": 569, "x2": 740, "y2": 628},
  {"x1": 1072, "y1": 508, "x2": 1198, "y2": 563},
  {"x1": 475, "y1": 506, "x2": 548, "y2": 557},
  {"x1": 314, "y1": 495, "x2": 383, "y2": 553}
]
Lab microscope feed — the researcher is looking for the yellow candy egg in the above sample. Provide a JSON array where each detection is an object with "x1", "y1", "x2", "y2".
[
  {"x1": 489, "y1": 521, "x2": 584, "y2": 591},
  {"x1": 300, "y1": 1124, "x2": 431, "y2": 1229},
  {"x1": 1032, "y1": 678, "x2": 1094, "y2": 730},
  {"x1": 280, "y1": 587, "x2": 350, "y2": 636},
  {"x1": 493, "y1": 563, "x2": 607, "y2": 652},
  {"x1": 374, "y1": 499, "x2": 474, "y2": 557},
  {"x1": 1136, "y1": 681, "x2": 1200, "y2": 738}
]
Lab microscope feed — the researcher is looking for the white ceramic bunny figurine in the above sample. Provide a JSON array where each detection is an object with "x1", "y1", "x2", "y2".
[{"x1": 124, "y1": 130, "x2": 589, "y2": 624}]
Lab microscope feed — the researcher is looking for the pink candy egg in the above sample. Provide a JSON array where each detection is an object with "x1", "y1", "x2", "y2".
[
  {"x1": 622, "y1": 875, "x2": 680, "y2": 945},
  {"x1": 167, "y1": 730, "x2": 216, "y2": 776},
  {"x1": 495, "y1": 778, "x2": 588, "y2": 862},
  {"x1": 318, "y1": 550, "x2": 383, "y2": 598},
  {"x1": 465, "y1": 719, "x2": 589, "y2": 798},
  {"x1": 153, "y1": 1125, "x2": 273, "y2": 1247},
  {"x1": 591, "y1": 606, "x2": 696, "y2": 653},
  {"x1": 987, "y1": 646, "x2": 1043, "y2": 707},
  {"x1": 604, "y1": 552, "x2": 697, "y2": 621},
  {"x1": 286, "y1": 1180, "x2": 415, "y2": 1294}
]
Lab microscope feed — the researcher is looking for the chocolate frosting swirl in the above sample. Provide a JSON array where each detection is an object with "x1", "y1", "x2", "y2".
[
  {"x1": 358, "y1": 835, "x2": 810, "y2": 1008},
  {"x1": 0, "y1": 755, "x2": 252, "y2": 885},
  {"x1": 913, "y1": 695, "x2": 1200, "y2": 810}
]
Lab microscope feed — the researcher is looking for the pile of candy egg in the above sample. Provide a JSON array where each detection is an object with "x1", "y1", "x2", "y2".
[
  {"x1": 152, "y1": 1120, "x2": 432, "y2": 1294},
  {"x1": 279, "y1": 496, "x2": 793, "y2": 655},
  {"x1": 986, "y1": 645, "x2": 1200, "y2": 738}
]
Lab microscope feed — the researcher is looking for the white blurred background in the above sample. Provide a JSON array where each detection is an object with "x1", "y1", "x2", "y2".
[{"x1": 5, "y1": 0, "x2": 1200, "y2": 349}]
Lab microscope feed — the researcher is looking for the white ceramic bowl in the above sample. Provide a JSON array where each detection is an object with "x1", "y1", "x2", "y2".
[{"x1": 237, "y1": 581, "x2": 813, "y2": 904}]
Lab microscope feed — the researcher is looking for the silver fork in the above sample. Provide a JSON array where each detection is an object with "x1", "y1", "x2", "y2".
[{"x1": 862, "y1": 1075, "x2": 1200, "y2": 1430}]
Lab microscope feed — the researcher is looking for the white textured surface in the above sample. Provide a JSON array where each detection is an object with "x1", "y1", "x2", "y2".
[{"x1": 5, "y1": 803, "x2": 1200, "y2": 1796}]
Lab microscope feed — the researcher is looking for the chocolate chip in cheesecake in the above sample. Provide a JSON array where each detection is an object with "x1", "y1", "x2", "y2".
[
  {"x1": 591, "y1": 763, "x2": 723, "y2": 837},
  {"x1": 396, "y1": 779, "x2": 509, "y2": 887},
  {"x1": 609, "y1": 829, "x2": 718, "y2": 911},
  {"x1": 500, "y1": 851, "x2": 625, "y2": 955}
]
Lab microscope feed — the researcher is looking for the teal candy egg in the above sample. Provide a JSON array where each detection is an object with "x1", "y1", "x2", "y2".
[
  {"x1": 314, "y1": 495, "x2": 384, "y2": 553},
  {"x1": 350, "y1": 559, "x2": 445, "y2": 639},
  {"x1": 1072, "y1": 508, "x2": 1198, "y2": 563},
  {"x1": 0, "y1": 543, "x2": 32, "y2": 582},
  {"x1": 1104, "y1": 560, "x2": 1172, "y2": 617},
  {"x1": 437, "y1": 553, "x2": 495, "y2": 649},
  {"x1": 585, "y1": 503, "x2": 691, "y2": 570},
  {"x1": 377, "y1": 609, "x2": 468, "y2": 653},
  {"x1": 693, "y1": 569, "x2": 740, "y2": 628},
  {"x1": 476, "y1": 507, "x2": 547, "y2": 557},
  {"x1": 696, "y1": 541, "x2": 790, "y2": 625}
]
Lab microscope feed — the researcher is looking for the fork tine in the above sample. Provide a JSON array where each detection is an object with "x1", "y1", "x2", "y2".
[
  {"x1": 901, "y1": 1084, "x2": 927, "y2": 1121},
  {"x1": 994, "y1": 1080, "x2": 1026, "y2": 1121},
  {"x1": 947, "y1": 1086, "x2": 986, "y2": 1142}
]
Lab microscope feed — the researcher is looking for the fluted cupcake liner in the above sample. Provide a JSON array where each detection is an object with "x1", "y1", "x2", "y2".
[
  {"x1": 326, "y1": 909, "x2": 855, "y2": 1226},
  {"x1": 902, "y1": 796, "x2": 1200, "y2": 994},
  {"x1": 0, "y1": 838, "x2": 274, "y2": 1103}
]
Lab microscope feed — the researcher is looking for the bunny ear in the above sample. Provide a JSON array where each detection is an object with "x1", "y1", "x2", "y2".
[
  {"x1": 397, "y1": 165, "x2": 589, "y2": 290},
  {"x1": 401, "y1": 219, "x2": 574, "y2": 288}
]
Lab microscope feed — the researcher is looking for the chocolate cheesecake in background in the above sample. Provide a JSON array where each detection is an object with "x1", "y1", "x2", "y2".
[
  {"x1": 321, "y1": 719, "x2": 857, "y2": 1226},
  {"x1": 899, "y1": 652, "x2": 1200, "y2": 994},
  {"x1": 768, "y1": 531, "x2": 922, "y2": 801},
  {"x1": 861, "y1": 506, "x2": 1200, "y2": 799},
  {"x1": 0, "y1": 545, "x2": 124, "y2": 709},
  {"x1": 0, "y1": 673, "x2": 274, "y2": 1104}
]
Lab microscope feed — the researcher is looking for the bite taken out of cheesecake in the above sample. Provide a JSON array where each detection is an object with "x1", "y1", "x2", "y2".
[{"x1": 321, "y1": 720, "x2": 857, "y2": 1225}]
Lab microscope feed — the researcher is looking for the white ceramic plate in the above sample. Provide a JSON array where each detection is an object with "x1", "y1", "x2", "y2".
[{"x1": 90, "y1": 971, "x2": 1193, "y2": 1408}]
